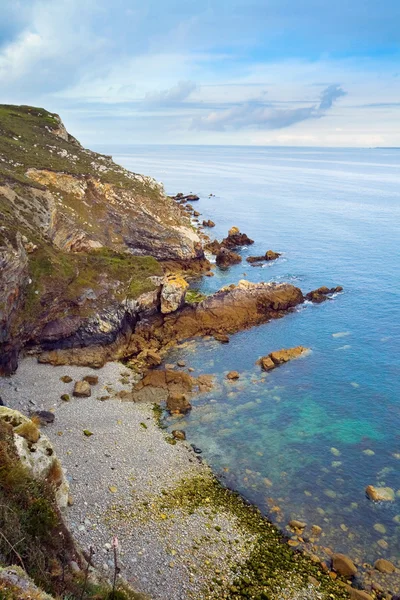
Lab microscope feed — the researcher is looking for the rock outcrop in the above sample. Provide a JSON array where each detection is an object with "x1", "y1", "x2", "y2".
[
  {"x1": 160, "y1": 274, "x2": 189, "y2": 314},
  {"x1": 258, "y1": 346, "x2": 309, "y2": 371},
  {"x1": 247, "y1": 250, "x2": 281, "y2": 263},
  {"x1": 216, "y1": 247, "x2": 242, "y2": 267},
  {"x1": 365, "y1": 485, "x2": 395, "y2": 502},
  {"x1": 0, "y1": 104, "x2": 204, "y2": 374},
  {"x1": 0, "y1": 407, "x2": 69, "y2": 508},
  {"x1": 221, "y1": 227, "x2": 254, "y2": 249},
  {"x1": 305, "y1": 286, "x2": 343, "y2": 303}
]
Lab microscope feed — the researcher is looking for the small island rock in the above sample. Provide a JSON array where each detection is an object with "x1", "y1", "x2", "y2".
[
  {"x1": 365, "y1": 485, "x2": 395, "y2": 502},
  {"x1": 216, "y1": 247, "x2": 242, "y2": 267}
]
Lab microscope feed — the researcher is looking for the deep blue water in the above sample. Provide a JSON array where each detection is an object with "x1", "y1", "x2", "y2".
[{"x1": 100, "y1": 145, "x2": 400, "y2": 565}]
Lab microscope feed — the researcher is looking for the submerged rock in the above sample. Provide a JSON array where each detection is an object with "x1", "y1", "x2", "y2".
[
  {"x1": 226, "y1": 371, "x2": 240, "y2": 380},
  {"x1": 374, "y1": 558, "x2": 396, "y2": 573},
  {"x1": 166, "y1": 394, "x2": 192, "y2": 415},
  {"x1": 259, "y1": 346, "x2": 308, "y2": 371},
  {"x1": 332, "y1": 553, "x2": 357, "y2": 577},
  {"x1": 365, "y1": 485, "x2": 395, "y2": 502}
]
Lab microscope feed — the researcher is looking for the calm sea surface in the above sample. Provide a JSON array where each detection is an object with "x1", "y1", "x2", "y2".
[{"x1": 98, "y1": 145, "x2": 400, "y2": 564}]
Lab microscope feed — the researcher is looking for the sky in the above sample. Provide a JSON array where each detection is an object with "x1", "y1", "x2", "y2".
[{"x1": 1, "y1": 0, "x2": 400, "y2": 147}]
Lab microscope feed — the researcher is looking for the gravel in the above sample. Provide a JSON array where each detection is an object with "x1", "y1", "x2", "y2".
[{"x1": 0, "y1": 358, "x2": 256, "y2": 599}]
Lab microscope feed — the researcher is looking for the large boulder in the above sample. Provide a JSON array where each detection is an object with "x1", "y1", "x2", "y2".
[
  {"x1": 259, "y1": 346, "x2": 309, "y2": 371},
  {"x1": 332, "y1": 553, "x2": 357, "y2": 577},
  {"x1": 216, "y1": 247, "x2": 242, "y2": 267},
  {"x1": 166, "y1": 394, "x2": 192, "y2": 414},
  {"x1": 0, "y1": 408, "x2": 69, "y2": 508},
  {"x1": 374, "y1": 558, "x2": 396, "y2": 573},
  {"x1": 222, "y1": 228, "x2": 254, "y2": 249},
  {"x1": 160, "y1": 275, "x2": 189, "y2": 314}
]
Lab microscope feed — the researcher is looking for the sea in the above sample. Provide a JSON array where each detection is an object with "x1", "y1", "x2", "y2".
[{"x1": 97, "y1": 144, "x2": 400, "y2": 565}]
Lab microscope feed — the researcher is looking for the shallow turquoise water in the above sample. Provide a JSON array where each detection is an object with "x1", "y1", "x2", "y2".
[{"x1": 103, "y1": 145, "x2": 400, "y2": 564}]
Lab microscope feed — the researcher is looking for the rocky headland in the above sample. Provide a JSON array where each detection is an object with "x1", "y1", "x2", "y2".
[{"x1": 3, "y1": 105, "x2": 396, "y2": 600}]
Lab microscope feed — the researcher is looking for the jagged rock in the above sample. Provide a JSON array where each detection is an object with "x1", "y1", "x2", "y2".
[
  {"x1": 259, "y1": 346, "x2": 308, "y2": 371},
  {"x1": 73, "y1": 380, "x2": 92, "y2": 397},
  {"x1": 137, "y1": 349, "x2": 162, "y2": 367},
  {"x1": 202, "y1": 220, "x2": 215, "y2": 227},
  {"x1": 305, "y1": 286, "x2": 343, "y2": 303},
  {"x1": 166, "y1": 394, "x2": 192, "y2": 414},
  {"x1": 247, "y1": 250, "x2": 281, "y2": 263},
  {"x1": 374, "y1": 558, "x2": 396, "y2": 573},
  {"x1": 332, "y1": 553, "x2": 357, "y2": 577},
  {"x1": 205, "y1": 239, "x2": 222, "y2": 254},
  {"x1": 0, "y1": 408, "x2": 69, "y2": 508},
  {"x1": 83, "y1": 375, "x2": 99, "y2": 385},
  {"x1": 216, "y1": 247, "x2": 242, "y2": 267},
  {"x1": 365, "y1": 485, "x2": 395, "y2": 502},
  {"x1": 161, "y1": 275, "x2": 189, "y2": 314},
  {"x1": 222, "y1": 228, "x2": 254, "y2": 249}
]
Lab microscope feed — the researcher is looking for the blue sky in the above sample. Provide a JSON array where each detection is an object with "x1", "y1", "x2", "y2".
[{"x1": 1, "y1": 0, "x2": 400, "y2": 146}]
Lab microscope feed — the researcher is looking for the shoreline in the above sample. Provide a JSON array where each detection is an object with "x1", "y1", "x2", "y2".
[{"x1": 0, "y1": 357, "x2": 351, "y2": 600}]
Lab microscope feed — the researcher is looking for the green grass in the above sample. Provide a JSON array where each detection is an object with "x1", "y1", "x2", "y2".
[{"x1": 18, "y1": 245, "x2": 162, "y2": 329}]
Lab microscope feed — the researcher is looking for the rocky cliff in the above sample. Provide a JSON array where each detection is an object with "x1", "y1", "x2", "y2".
[{"x1": 0, "y1": 104, "x2": 203, "y2": 374}]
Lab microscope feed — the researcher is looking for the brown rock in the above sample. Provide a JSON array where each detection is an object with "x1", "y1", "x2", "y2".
[
  {"x1": 137, "y1": 349, "x2": 162, "y2": 367},
  {"x1": 305, "y1": 286, "x2": 343, "y2": 303},
  {"x1": 73, "y1": 380, "x2": 91, "y2": 397},
  {"x1": 365, "y1": 485, "x2": 395, "y2": 502},
  {"x1": 216, "y1": 247, "x2": 242, "y2": 267},
  {"x1": 202, "y1": 220, "x2": 215, "y2": 227},
  {"x1": 83, "y1": 375, "x2": 99, "y2": 385},
  {"x1": 349, "y1": 590, "x2": 373, "y2": 600},
  {"x1": 222, "y1": 229, "x2": 254, "y2": 249},
  {"x1": 166, "y1": 394, "x2": 192, "y2": 414},
  {"x1": 177, "y1": 360, "x2": 186, "y2": 367},
  {"x1": 311, "y1": 525, "x2": 322, "y2": 536},
  {"x1": 60, "y1": 375, "x2": 73, "y2": 383},
  {"x1": 205, "y1": 239, "x2": 222, "y2": 254},
  {"x1": 374, "y1": 558, "x2": 396, "y2": 573},
  {"x1": 172, "y1": 430, "x2": 186, "y2": 440},
  {"x1": 247, "y1": 250, "x2": 281, "y2": 263},
  {"x1": 227, "y1": 371, "x2": 240, "y2": 380},
  {"x1": 289, "y1": 519, "x2": 307, "y2": 530},
  {"x1": 332, "y1": 553, "x2": 357, "y2": 577},
  {"x1": 259, "y1": 346, "x2": 308, "y2": 371},
  {"x1": 213, "y1": 333, "x2": 229, "y2": 343}
]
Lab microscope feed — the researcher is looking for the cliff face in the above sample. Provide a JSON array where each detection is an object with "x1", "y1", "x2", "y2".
[{"x1": 0, "y1": 104, "x2": 202, "y2": 374}]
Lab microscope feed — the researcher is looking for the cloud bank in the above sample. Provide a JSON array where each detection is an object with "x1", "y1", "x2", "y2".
[{"x1": 192, "y1": 85, "x2": 346, "y2": 131}]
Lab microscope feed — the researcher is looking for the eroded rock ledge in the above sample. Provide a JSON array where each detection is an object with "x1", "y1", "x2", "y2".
[{"x1": 37, "y1": 280, "x2": 305, "y2": 368}]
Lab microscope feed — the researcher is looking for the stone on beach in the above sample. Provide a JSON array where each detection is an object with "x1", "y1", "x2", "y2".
[
  {"x1": 83, "y1": 375, "x2": 99, "y2": 385},
  {"x1": 226, "y1": 371, "x2": 240, "y2": 380},
  {"x1": 374, "y1": 558, "x2": 396, "y2": 573},
  {"x1": 73, "y1": 380, "x2": 91, "y2": 397}
]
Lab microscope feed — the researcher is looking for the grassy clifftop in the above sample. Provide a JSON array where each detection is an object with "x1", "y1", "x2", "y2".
[{"x1": 0, "y1": 104, "x2": 201, "y2": 374}]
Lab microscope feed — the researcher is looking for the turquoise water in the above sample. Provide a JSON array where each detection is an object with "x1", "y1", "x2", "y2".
[{"x1": 103, "y1": 145, "x2": 400, "y2": 564}]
